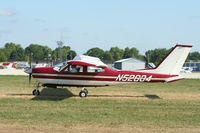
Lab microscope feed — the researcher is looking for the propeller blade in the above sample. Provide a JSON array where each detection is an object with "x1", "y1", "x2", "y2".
[
  {"x1": 29, "y1": 53, "x2": 32, "y2": 84},
  {"x1": 29, "y1": 73, "x2": 32, "y2": 84}
]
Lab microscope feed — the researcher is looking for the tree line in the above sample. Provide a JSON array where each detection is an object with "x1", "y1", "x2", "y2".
[
  {"x1": 0, "y1": 42, "x2": 76, "y2": 63},
  {"x1": 0, "y1": 42, "x2": 200, "y2": 65}
]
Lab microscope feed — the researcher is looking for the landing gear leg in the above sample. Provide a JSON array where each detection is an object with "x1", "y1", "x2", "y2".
[
  {"x1": 32, "y1": 82, "x2": 41, "y2": 96},
  {"x1": 79, "y1": 87, "x2": 88, "y2": 98}
]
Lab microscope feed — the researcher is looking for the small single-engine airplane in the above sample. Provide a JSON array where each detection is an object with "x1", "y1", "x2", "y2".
[{"x1": 25, "y1": 44, "x2": 192, "y2": 97}]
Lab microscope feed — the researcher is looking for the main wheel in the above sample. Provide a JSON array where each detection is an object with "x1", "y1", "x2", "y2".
[
  {"x1": 79, "y1": 90, "x2": 87, "y2": 97},
  {"x1": 32, "y1": 89, "x2": 40, "y2": 96}
]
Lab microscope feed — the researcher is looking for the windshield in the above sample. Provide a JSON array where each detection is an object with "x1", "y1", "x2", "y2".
[{"x1": 53, "y1": 62, "x2": 68, "y2": 71}]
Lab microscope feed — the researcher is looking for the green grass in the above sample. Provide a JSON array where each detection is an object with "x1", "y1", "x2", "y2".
[
  {"x1": 0, "y1": 75, "x2": 200, "y2": 132},
  {"x1": 0, "y1": 98, "x2": 200, "y2": 128}
]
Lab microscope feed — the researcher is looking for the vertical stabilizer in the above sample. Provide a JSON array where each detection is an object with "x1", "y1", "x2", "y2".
[{"x1": 138, "y1": 44, "x2": 192, "y2": 75}]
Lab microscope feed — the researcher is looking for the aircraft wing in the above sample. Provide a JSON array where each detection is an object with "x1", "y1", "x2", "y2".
[{"x1": 71, "y1": 55, "x2": 107, "y2": 67}]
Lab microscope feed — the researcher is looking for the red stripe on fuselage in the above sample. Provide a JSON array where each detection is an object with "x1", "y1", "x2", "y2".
[
  {"x1": 33, "y1": 75, "x2": 167, "y2": 82},
  {"x1": 33, "y1": 75, "x2": 115, "y2": 81}
]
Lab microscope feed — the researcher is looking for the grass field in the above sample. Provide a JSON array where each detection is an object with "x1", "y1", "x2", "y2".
[{"x1": 0, "y1": 75, "x2": 200, "y2": 133}]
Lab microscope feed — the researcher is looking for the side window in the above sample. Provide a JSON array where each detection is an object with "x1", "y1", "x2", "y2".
[
  {"x1": 87, "y1": 66, "x2": 104, "y2": 73},
  {"x1": 65, "y1": 65, "x2": 84, "y2": 73},
  {"x1": 77, "y1": 66, "x2": 83, "y2": 72}
]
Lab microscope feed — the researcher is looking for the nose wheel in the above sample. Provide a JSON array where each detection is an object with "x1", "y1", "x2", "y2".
[
  {"x1": 79, "y1": 88, "x2": 88, "y2": 98},
  {"x1": 32, "y1": 82, "x2": 41, "y2": 96},
  {"x1": 32, "y1": 89, "x2": 40, "y2": 96}
]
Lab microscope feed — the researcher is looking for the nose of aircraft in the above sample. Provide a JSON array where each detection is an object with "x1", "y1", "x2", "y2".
[{"x1": 24, "y1": 68, "x2": 32, "y2": 74}]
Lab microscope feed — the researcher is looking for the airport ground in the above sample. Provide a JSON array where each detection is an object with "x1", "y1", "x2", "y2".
[{"x1": 0, "y1": 75, "x2": 200, "y2": 133}]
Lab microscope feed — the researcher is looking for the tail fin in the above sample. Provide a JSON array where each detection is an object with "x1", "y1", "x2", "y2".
[{"x1": 138, "y1": 44, "x2": 192, "y2": 75}]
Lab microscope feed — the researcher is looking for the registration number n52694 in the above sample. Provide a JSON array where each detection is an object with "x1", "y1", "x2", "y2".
[{"x1": 116, "y1": 74, "x2": 152, "y2": 82}]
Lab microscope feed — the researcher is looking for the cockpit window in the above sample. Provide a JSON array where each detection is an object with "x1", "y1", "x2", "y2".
[
  {"x1": 67, "y1": 65, "x2": 83, "y2": 73},
  {"x1": 54, "y1": 63, "x2": 104, "y2": 73},
  {"x1": 87, "y1": 66, "x2": 104, "y2": 73},
  {"x1": 53, "y1": 62, "x2": 68, "y2": 71}
]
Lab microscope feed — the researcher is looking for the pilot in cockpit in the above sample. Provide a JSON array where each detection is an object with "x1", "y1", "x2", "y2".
[{"x1": 70, "y1": 65, "x2": 78, "y2": 72}]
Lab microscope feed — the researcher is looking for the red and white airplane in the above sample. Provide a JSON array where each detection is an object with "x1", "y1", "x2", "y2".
[{"x1": 25, "y1": 44, "x2": 192, "y2": 97}]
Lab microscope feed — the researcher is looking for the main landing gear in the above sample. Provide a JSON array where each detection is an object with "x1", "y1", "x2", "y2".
[
  {"x1": 32, "y1": 82, "x2": 41, "y2": 96},
  {"x1": 79, "y1": 88, "x2": 88, "y2": 98},
  {"x1": 32, "y1": 83, "x2": 88, "y2": 98}
]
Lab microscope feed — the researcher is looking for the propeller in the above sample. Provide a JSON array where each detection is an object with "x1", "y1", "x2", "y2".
[
  {"x1": 29, "y1": 53, "x2": 32, "y2": 84},
  {"x1": 24, "y1": 52, "x2": 33, "y2": 85},
  {"x1": 28, "y1": 70, "x2": 32, "y2": 84},
  {"x1": 24, "y1": 67, "x2": 32, "y2": 84}
]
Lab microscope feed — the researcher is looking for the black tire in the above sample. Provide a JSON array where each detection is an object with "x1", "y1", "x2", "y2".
[
  {"x1": 32, "y1": 89, "x2": 40, "y2": 96},
  {"x1": 79, "y1": 91, "x2": 87, "y2": 97}
]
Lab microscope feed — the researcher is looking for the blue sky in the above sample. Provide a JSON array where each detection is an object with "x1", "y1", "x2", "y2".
[{"x1": 0, "y1": 0, "x2": 199, "y2": 54}]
